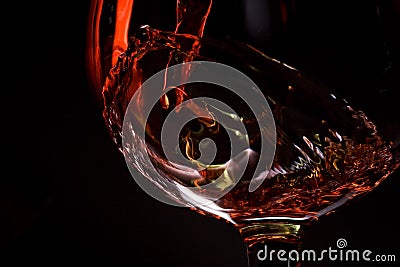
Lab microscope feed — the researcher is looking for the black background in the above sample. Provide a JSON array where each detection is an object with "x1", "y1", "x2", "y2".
[{"x1": 1, "y1": 1, "x2": 399, "y2": 266}]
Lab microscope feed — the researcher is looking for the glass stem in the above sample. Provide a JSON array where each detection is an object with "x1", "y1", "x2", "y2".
[{"x1": 237, "y1": 222, "x2": 306, "y2": 267}]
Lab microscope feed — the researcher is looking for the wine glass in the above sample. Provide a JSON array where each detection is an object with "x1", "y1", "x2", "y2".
[{"x1": 86, "y1": 0, "x2": 400, "y2": 266}]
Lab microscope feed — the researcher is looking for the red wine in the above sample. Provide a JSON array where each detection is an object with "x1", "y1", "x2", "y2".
[{"x1": 102, "y1": 25, "x2": 399, "y2": 224}]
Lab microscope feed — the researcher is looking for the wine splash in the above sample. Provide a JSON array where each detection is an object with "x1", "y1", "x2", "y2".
[{"x1": 100, "y1": 0, "x2": 399, "y2": 224}]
